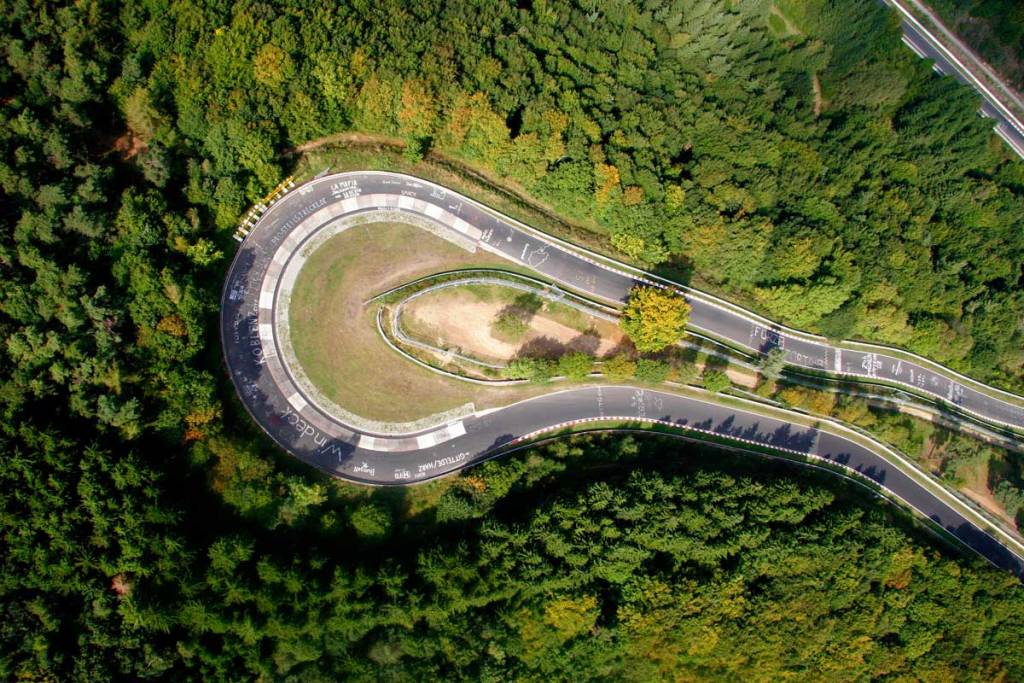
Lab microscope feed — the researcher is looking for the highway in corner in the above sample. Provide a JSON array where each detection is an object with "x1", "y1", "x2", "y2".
[
  {"x1": 221, "y1": 171, "x2": 1024, "y2": 578},
  {"x1": 886, "y1": 0, "x2": 1024, "y2": 158}
]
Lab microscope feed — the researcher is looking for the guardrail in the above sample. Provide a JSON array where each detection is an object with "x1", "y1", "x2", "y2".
[{"x1": 233, "y1": 175, "x2": 296, "y2": 242}]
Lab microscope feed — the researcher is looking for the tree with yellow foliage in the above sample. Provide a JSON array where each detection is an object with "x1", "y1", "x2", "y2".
[{"x1": 620, "y1": 286, "x2": 691, "y2": 353}]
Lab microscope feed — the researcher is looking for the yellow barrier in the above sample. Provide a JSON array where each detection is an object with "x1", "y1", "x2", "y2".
[{"x1": 234, "y1": 175, "x2": 296, "y2": 242}]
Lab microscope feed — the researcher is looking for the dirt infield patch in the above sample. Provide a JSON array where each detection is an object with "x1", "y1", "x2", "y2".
[{"x1": 403, "y1": 285, "x2": 624, "y2": 364}]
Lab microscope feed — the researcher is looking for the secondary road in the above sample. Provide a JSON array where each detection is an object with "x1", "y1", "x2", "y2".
[
  {"x1": 221, "y1": 171, "x2": 1024, "y2": 577},
  {"x1": 886, "y1": 0, "x2": 1024, "y2": 158}
]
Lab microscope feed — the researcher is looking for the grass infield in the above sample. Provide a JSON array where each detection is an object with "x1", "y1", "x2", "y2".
[{"x1": 287, "y1": 221, "x2": 551, "y2": 422}]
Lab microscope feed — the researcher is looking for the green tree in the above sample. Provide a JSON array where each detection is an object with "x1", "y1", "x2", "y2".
[
  {"x1": 350, "y1": 502, "x2": 393, "y2": 540},
  {"x1": 993, "y1": 480, "x2": 1024, "y2": 521},
  {"x1": 505, "y1": 357, "x2": 555, "y2": 383},
  {"x1": 758, "y1": 348, "x2": 788, "y2": 380}
]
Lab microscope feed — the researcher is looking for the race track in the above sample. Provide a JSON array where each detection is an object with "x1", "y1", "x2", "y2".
[{"x1": 220, "y1": 171, "x2": 1024, "y2": 577}]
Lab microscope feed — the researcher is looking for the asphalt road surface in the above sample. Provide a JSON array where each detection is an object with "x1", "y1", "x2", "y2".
[{"x1": 221, "y1": 171, "x2": 1024, "y2": 577}]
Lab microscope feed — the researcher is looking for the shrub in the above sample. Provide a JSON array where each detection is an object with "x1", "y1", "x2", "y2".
[
  {"x1": 491, "y1": 292, "x2": 542, "y2": 341},
  {"x1": 702, "y1": 369, "x2": 731, "y2": 393},
  {"x1": 754, "y1": 379, "x2": 776, "y2": 399},
  {"x1": 671, "y1": 360, "x2": 699, "y2": 385},
  {"x1": 504, "y1": 357, "x2": 555, "y2": 383},
  {"x1": 635, "y1": 359, "x2": 670, "y2": 384},
  {"x1": 601, "y1": 354, "x2": 636, "y2": 381},
  {"x1": 492, "y1": 311, "x2": 529, "y2": 340},
  {"x1": 558, "y1": 351, "x2": 593, "y2": 381}
]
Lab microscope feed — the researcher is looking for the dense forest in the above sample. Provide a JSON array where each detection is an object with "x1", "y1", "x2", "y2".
[
  {"x1": 6, "y1": 431, "x2": 1024, "y2": 680},
  {"x1": 3, "y1": 0, "x2": 1024, "y2": 679},
  {"x1": 930, "y1": 0, "x2": 1024, "y2": 91}
]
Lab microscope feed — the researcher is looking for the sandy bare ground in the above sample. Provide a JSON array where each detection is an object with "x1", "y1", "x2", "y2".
[
  {"x1": 406, "y1": 292, "x2": 624, "y2": 363},
  {"x1": 962, "y1": 486, "x2": 1021, "y2": 535},
  {"x1": 919, "y1": 435, "x2": 1021, "y2": 535},
  {"x1": 722, "y1": 365, "x2": 758, "y2": 389},
  {"x1": 960, "y1": 457, "x2": 1022, "y2": 534}
]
